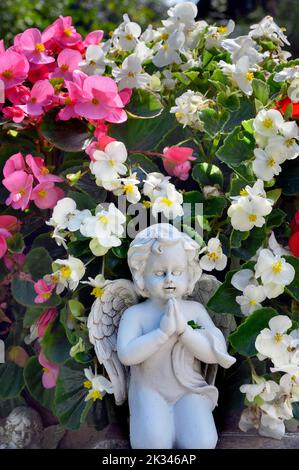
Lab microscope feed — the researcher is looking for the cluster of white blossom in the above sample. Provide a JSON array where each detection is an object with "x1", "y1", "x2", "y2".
[
  {"x1": 231, "y1": 232, "x2": 295, "y2": 316},
  {"x1": 239, "y1": 315, "x2": 299, "y2": 439},
  {"x1": 252, "y1": 109, "x2": 299, "y2": 181},
  {"x1": 170, "y1": 89, "x2": 214, "y2": 129}
]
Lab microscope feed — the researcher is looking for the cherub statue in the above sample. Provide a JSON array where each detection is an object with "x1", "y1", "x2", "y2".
[
  {"x1": 88, "y1": 223, "x2": 236, "y2": 449},
  {"x1": 0, "y1": 406, "x2": 65, "y2": 449}
]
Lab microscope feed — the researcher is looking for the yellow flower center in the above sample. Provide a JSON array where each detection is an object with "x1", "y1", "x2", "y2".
[
  {"x1": 143, "y1": 200, "x2": 151, "y2": 209},
  {"x1": 98, "y1": 215, "x2": 109, "y2": 224},
  {"x1": 43, "y1": 367, "x2": 50, "y2": 373},
  {"x1": 42, "y1": 292, "x2": 51, "y2": 300},
  {"x1": 64, "y1": 96, "x2": 73, "y2": 106},
  {"x1": 272, "y1": 260, "x2": 283, "y2": 273},
  {"x1": 262, "y1": 117, "x2": 273, "y2": 129},
  {"x1": 127, "y1": 71, "x2": 135, "y2": 78},
  {"x1": 60, "y1": 266, "x2": 72, "y2": 279},
  {"x1": 267, "y1": 157, "x2": 276, "y2": 167},
  {"x1": 217, "y1": 26, "x2": 228, "y2": 34},
  {"x1": 92, "y1": 286, "x2": 104, "y2": 298},
  {"x1": 125, "y1": 34, "x2": 134, "y2": 41},
  {"x1": 108, "y1": 159, "x2": 116, "y2": 167},
  {"x1": 60, "y1": 64, "x2": 69, "y2": 71},
  {"x1": 291, "y1": 375, "x2": 297, "y2": 382},
  {"x1": 91, "y1": 390, "x2": 103, "y2": 401},
  {"x1": 239, "y1": 188, "x2": 248, "y2": 196},
  {"x1": 175, "y1": 112, "x2": 184, "y2": 119},
  {"x1": 285, "y1": 138, "x2": 295, "y2": 148},
  {"x1": 248, "y1": 213, "x2": 257, "y2": 222},
  {"x1": 2, "y1": 69, "x2": 13, "y2": 79},
  {"x1": 161, "y1": 32, "x2": 169, "y2": 40},
  {"x1": 249, "y1": 299, "x2": 257, "y2": 305},
  {"x1": 123, "y1": 183, "x2": 135, "y2": 194},
  {"x1": 161, "y1": 197, "x2": 173, "y2": 207},
  {"x1": 51, "y1": 274, "x2": 59, "y2": 284},
  {"x1": 274, "y1": 332, "x2": 283, "y2": 343},
  {"x1": 83, "y1": 380, "x2": 92, "y2": 389},
  {"x1": 38, "y1": 189, "x2": 47, "y2": 198},
  {"x1": 163, "y1": 43, "x2": 169, "y2": 50},
  {"x1": 246, "y1": 72, "x2": 254, "y2": 81},
  {"x1": 35, "y1": 43, "x2": 45, "y2": 53},
  {"x1": 41, "y1": 166, "x2": 49, "y2": 174},
  {"x1": 92, "y1": 97, "x2": 99, "y2": 105},
  {"x1": 64, "y1": 28, "x2": 73, "y2": 37},
  {"x1": 207, "y1": 251, "x2": 220, "y2": 262}
]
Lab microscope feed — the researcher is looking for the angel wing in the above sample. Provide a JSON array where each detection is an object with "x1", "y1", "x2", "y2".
[
  {"x1": 87, "y1": 279, "x2": 139, "y2": 405},
  {"x1": 188, "y1": 273, "x2": 236, "y2": 386}
]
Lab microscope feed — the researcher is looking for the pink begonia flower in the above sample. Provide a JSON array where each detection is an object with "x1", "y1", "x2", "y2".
[
  {"x1": 0, "y1": 50, "x2": 29, "y2": 89},
  {"x1": 34, "y1": 278, "x2": 55, "y2": 304},
  {"x1": 3, "y1": 170, "x2": 33, "y2": 210},
  {"x1": 28, "y1": 62, "x2": 55, "y2": 83},
  {"x1": 37, "y1": 308, "x2": 58, "y2": 338},
  {"x1": 85, "y1": 135, "x2": 116, "y2": 161},
  {"x1": 73, "y1": 75, "x2": 127, "y2": 123},
  {"x1": 119, "y1": 88, "x2": 132, "y2": 106},
  {"x1": 38, "y1": 351, "x2": 59, "y2": 389},
  {"x1": 0, "y1": 215, "x2": 21, "y2": 260},
  {"x1": 0, "y1": 40, "x2": 4, "y2": 54},
  {"x1": 20, "y1": 79, "x2": 54, "y2": 116},
  {"x1": 18, "y1": 28, "x2": 55, "y2": 64},
  {"x1": 50, "y1": 48, "x2": 82, "y2": 81},
  {"x1": 3, "y1": 252, "x2": 25, "y2": 270},
  {"x1": 93, "y1": 120, "x2": 109, "y2": 140},
  {"x1": 57, "y1": 72, "x2": 86, "y2": 120},
  {"x1": 30, "y1": 182, "x2": 64, "y2": 209},
  {"x1": 43, "y1": 16, "x2": 82, "y2": 48},
  {"x1": 2, "y1": 106, "x2": 25, "y2": 123},
  {"x1": 0, "y1": 235, "x2": 8, "y2": 259},
  {"x1": 6, "y1": 85, "x2": 30, "y2": 104},
  {"x1": 83, "y1": 30, "x2": 104, "y2": 47},
  {"x1": 163, "y1": 146, "x2": 196, "y2": 181},
  {"x1": 3, "y1": 152, "x2": 25, "y2": 177},
  {"x1": 25, "y1": 154, "x2": 63, "y2": 183}
]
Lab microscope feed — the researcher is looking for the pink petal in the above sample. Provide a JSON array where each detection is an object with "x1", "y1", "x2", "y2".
[
  {"x1": 31, "y1": 79, "x2": 54, "y2": 103},
  {"x1": 20, "y1": 28, "x2": 42, "y2": 52},
  {"x1": 3, "y1": 152, "x2": 25, "y2": 177}
]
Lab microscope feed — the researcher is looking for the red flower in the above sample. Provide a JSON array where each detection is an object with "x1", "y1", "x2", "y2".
[
  {"x1": 289, "y1": 231, "x2": 299, "y2": 257},
  {"x1": 290, "y1": 210, "x2": 299, "y2": 234},
  {"x1": 275, "y1": 97, "x2": 299, "y2": 119}
]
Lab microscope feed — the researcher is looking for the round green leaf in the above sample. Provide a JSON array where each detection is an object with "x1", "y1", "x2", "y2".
[
  {"x1": 192, "y1": 163, "x2": 223, "y2": 189},
  {"x1": 0, "y1": 363, "x2": 25, "y2": 399},
  {"x1": 126, "y1": 89, "x2": 163, "y2": 119}
]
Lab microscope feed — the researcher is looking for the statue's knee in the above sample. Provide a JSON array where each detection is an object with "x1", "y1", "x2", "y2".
[
  {"x1": 130, "y1": 428, "x2": 172, "y2": 449},
  {"x1": 178, "y1": 430, "x2": 218, "y2": 449}
]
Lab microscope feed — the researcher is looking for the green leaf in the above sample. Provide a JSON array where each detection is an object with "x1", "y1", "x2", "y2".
[
  {"x1": 266, "y1": 208, "x2": 286, "y2": 230},
  {"x1": 128, "y1": 153, "x2": 160, "y2": 173},
  {"x1": 24, "y1": 356, "x2": 55, "y2": 411},
  {"x1": 199, "y1": 108, "x2": 230, "y2": 138},
  {"x1": 23, "y1": 306, "x2": 44, "y2": 327},
  {"x1": 207, "y1": 270, "x2": 242, "y2": 316},
  {"x1": 224, "y1": 98, "x2": 256, "y2": 132},
  {"x1": 24, "y1": 247, "x2": 53, "y2": 281},
  {"x1": 230, "y1": 230, "x2": 250, "y2": 249},
  {"x1": 278, "y1": 165, "x2": 299, "y2": 196},
  {"x1": 68, "y1": 299, "x2": 85, "y2": 318},
  {"x1": 252, "y1": 78, "x2": 270, "y2": 105},
  {"x1": 67, "y1": 190, "x2": 95, "y2": 210},
  {"x1": 232, "y1": 227, "x2": 267, "y2": 260},
  {"x1": 284, "y1": 256, "x2": 299, "y2": 302},
  {"x1": 126, "y1": 89, "x2": 163, "y2": 118},
  {"x1": 42, "y1": 318, "x2": 71, "y2": 364},
  {"x1": 182, "y1": 224, "x2": 204, "y2": 247},
  {"x1": 204, "y1": 196, "x2": 227, "y2": 218},
  {"x1": 292, "y1": 403, "x2": 299, "y2": 421},
  {"x1": 192, "y1": 162, "x2": 223, "y2": 189},
  {"x1": 216, "y1": 126, "x2": 255, "y2": 167},
  {"x1": 11, "y1": 278, "x2": 60, "y2": 308},
  {"x1": 229, "y1": 307, "x2": 278, "y2": 356},
  {"x1": 41, "y1": 109, "x2": 92, "y2": 152},
  {"x1": 6, "y1": 233, "x2": 24, "y2": 253},
  {"x1": 0, "y1": 363, "x2": 25, "y2": 399},
  {"x1": 217, "y1": 92, "x2": 240, "y2": 112},
  {"x1": 55, "y1": 359, "x2": 94, "y2": 429},
  {"x1": 266, "y1": 188, "x2": 282, "y2": 203}
]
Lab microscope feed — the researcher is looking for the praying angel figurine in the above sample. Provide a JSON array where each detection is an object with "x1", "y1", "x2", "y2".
[{"x1": 88, "y1": 223, "x2": 236, "y2": 449}]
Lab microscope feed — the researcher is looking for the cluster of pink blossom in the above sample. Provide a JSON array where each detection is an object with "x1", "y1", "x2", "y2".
[
  {"x1": 2, "y1": 152, "x2": 64, "y2": 210},
  {"x1": 0, "y1": 215, "x2": 22, "y2": 259}
]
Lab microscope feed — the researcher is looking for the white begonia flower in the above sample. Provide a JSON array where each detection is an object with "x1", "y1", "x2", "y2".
[
  {"x1": 112, "y1": 54, "x2": 150, "y2": 90},
  {"x1": 259, "y1": 412, "x2": 287, "y2": 440},
  {"x1": 151, "y1": 183, "x2": 184, "y2": 220},
  {"x1": 161, "y1": 70, "x2": 177, "y2": 90},
  {"x1": 268, "y1": 231, "x2": 290, "y2": 257},
  {"x1": 113, "y1": 14, "x2": 141, "y2": 51},
  {"x1": 240, "y1": 379, "x2": 279, "y2": 403},
  {"x1": 253, "y1": 109, "x2": 285, "y2": 137},
  {"x1": 143, "y1": 172, "x2": 171, "y2": 201},
  {"x1": 236, "y1": 284, "x2": 266, "y2": 316},
  {"x1": 222, "y1": 36, "x2": 264, "y2": 65},
  {"x1": 252, "y1": 144, "x2": 285, "y2": 181},
  {"x1": 288, "y1": 77, "x2": 299, "y2": 102},
  {"x1": 170, "y1": 89, "x2": 213, "y2": 130},
  {"x1": 219, "y1": 56, "x2": 257, "y2": 96},
  {"x1": 78, "y1": 45, "x2": 106, "y2": 76},
  {"x1": 47, "y1": 197, "x2": 77, "y2": 230},
  {"x1": 81, "y1": 274, "x2": 107, "y2": 298},
  {"x1": 249, "y1": 16, "x2": 290, "y2": 46},
  {"x1": 53, "y1": 255, "x2": 86, "y2": 294},
  {"x1": 274, "y1": 66, "x2": 299, "y2": 82},
  {"x1": 80, "y1": 203, "x2": 126, "y2": 248},
  {"x1": 205, "y1": 20, "x2": 235, "y2": 49},
  {"x1": 255, "y1": 248, "x2": 295, "y2": 286},
  {"x1": 83, "y1": 367, "x2": 114, "y2": 402},
  {"x1": 134, "y1": 42, "x2": 153, "y2": 62},
  {"x1": 90, "y1": 141, "x2": 127, "y2": 189},
  {"x1": 152, "y1": 29, "x2": 185, "y2": 68},
  {"x1": 162, "y1": 1, "x2": 198, "y2": 32},
  {"x1": 239, "y1": 406, "x2": 261, "y2": 433},
  {"x1": 228, "y1": 194, "x2": 273, "y2": 232},
  {"x1": 255, "y1": 315, "x2": 292, "y2": 361},
  {"x1": 231, "y1": 269, "x2": 258, "y2": 291},
  {"x1": 113, "y1": 173, "x2": 141, "y2": 204},
  {"x1": 199, "y1": 237, "x2": 227, "y2": 271},
  {"x1": 231, "y1": 179, "x2": 268, "y2": 202},
  {"x1": 269, "y1": 121, "x2": 299, "y2": 161},
  {"x1": 140, "y1": 25, "x2": 160, "y2": 43},
  {"x1": 51, "y1": 226, "x2": 68, "y2": 249}
]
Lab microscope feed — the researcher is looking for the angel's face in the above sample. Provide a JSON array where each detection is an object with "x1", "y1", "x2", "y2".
[{"x1": 142, "y1": 241, "x2": 189, "y2": 302}]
